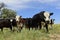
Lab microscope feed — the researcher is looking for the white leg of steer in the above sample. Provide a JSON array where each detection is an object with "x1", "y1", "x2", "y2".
[
  {"x1": 50, "y1": 26, "x2": 52, "y2": 29},
  {"x1": 44, "y1": 11, "x2": 50, "y2": 21}
]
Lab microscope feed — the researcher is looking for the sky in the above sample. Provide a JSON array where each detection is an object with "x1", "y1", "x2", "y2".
[{"x1": 0, "y1": 0, "x2": 60, "y2": 24}]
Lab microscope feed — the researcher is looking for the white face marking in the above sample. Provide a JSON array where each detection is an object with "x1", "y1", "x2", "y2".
[
  {"x1": 20, "y1": 23, "x2": 23, "y2": 27},
  {"x1": 15, "y1": 16, "x2": 20, "y2": 22},
  {"x1": 44, "y1": 12, "x2": 50, "y2": 21},
  {"x1": 49, "y1": 19, "x2": 51, "y2": 23},
  {"x1": 10, "y1": 19, "x2": 13, "y2": 22}
]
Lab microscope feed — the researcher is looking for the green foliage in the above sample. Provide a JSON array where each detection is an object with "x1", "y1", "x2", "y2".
[{"x1": 1, "y1": 8, "x2": 16, "y2": 18}]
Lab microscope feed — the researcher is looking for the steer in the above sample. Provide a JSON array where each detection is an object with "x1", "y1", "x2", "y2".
[
  {"x1": 0, "y1": 18, "x2": 13, "y2": 31},
  {"x1": 15, "y1": 16, "x2": 24, "y2": 32},
  {"x1": 32, "y1": 11, "x2": 53, "y2": 32}
]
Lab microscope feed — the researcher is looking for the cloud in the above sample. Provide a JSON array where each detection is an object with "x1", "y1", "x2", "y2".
[
  {"x1": 55, "y1": 3, "x2": 60, "y2": 9},
  {"x1": 0, "y1": 0, "x2": 30, "y2": 4},
  {"x1": 32, "y1": 0, "x2": 57, "y2": 3},
  {"x1": 0, "y1": 0, "x2": 35, "y2": 10},
  {"x1": 0, "y1": 0, "x2": 60, "y2": 10}
]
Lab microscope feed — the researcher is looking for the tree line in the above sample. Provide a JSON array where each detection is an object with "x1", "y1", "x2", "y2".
[{"x1": 0, "y1": 2, "x2": 17, "y2": 19}]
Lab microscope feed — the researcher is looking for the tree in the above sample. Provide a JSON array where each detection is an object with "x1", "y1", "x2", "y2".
[
  {"x1": 1, "y1": 8, "x2": 16, "y2": 19},
  {"x1": 0, "y1": 2, "x2": 5, "y2": 10},
  {"x1": 0, "y1": 2, "x2": 6, "y2": 18}
]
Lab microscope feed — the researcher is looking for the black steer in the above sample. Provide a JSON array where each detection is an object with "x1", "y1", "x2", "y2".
[{"x1": 0, "y1": 18, "x2": 13, "y2": 31}]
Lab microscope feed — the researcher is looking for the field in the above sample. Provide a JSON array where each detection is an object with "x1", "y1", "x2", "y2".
[{"x1": 0, "y1": 24, "x2": 60, "y2": 40}]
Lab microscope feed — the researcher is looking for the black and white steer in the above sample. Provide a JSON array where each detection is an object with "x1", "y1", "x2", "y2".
[
  {"x1": 0, "y1": 18, "x2": 13, "y2": 31},
  {"x1": 32, "y1": 11, "x2": 53, "y2": 32}
]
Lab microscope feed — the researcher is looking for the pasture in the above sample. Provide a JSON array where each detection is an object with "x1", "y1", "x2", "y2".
[{"x1": 0, "y1": 24, "x2": 60, "y2": 40}]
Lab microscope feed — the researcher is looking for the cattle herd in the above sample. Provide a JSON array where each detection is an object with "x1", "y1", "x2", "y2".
[{"x1": 0, "y1": 11, "x2": 55, "y2": 32}]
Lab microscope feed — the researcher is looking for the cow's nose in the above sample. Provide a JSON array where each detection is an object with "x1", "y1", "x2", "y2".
[{"x1": 45, "y1": 18, "x2": 50, "y2": 21}]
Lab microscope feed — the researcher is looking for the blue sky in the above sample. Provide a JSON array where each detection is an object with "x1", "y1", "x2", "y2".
[{"x1": 0, "y1": 0, "x2": 60, "y2": 24}]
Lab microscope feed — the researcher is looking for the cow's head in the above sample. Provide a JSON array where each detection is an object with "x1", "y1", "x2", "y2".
[
  {"x1": 50, "y1": 19, "x2": 55, "y2": 24},
  {"x1": 15, "y1": 15, "x2": 21, "y2": 22},
  {"x1": 44, "y1": 11, "x2": 54, "y2": 22}
]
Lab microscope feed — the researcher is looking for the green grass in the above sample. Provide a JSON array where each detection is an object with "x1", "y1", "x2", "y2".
[{"x1": 0, "y1": 24, "x2": 60, "y2": 40}]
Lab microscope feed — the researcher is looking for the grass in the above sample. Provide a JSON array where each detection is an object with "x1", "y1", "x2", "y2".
[{"x1": 0, "y1": 24, "x2": 60, "y2": 40}]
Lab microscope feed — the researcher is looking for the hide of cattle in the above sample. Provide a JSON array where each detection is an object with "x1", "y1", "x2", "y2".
[
  {"x1": 0, "y1": 18, "x2": 13, "y2": 31},
  {"x1": 32, "y1": 11, "x2": 54, "y2": 32}
]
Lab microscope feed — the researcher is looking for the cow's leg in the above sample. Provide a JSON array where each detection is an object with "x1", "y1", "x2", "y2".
[
  {"x1": 45, "y1": 23, "x2": 48, "y2": 32},
  {"x1": 18, "y1": 28, "x2": 21, "y2": 32},
  {"x1": 35, "y1": 27, "x2": 38, "y2": 30},
  {"x1": 32, "y1": 27, "x2": 33, "y2": 30},
  {"x1": 18, "y1": 27, "x2": 22, "y2": 32},
  {"x1": 21, "y1": 27, "x2": 23, "y2": 30},
  {"x1": 29, "y1": 27, "x2": 30, "y2": 30},
  {"x1": 35, "y1": 25, "x2": 38, "y2": 30},
  {"x1": 17, "y1": 25, "x2": 23, "y2": 32},
  {"x1": 19, "y1": 27, "x2": 23, "y2": 32},
  {"x1": 16, "y1": 26, "x2": 19, "y2": 32},
  {"x1": 39, "y1": 23, "x2": 42, "y2": 30},
  {"x1": 1, "y1": 27, "x2": 3, "y2": 32},
  {"x1": 16, "y1": 26, "x2": 20, "y2": 32},
  {"x1": 39, "y1": 25, "x2": 42, "y2": 30},
  {"x1": 19, "y1": 23, "x2": 23, "y2": 32},
  {"x1": 50, "y1": 24, "x2": 53, "y2": 29},
  {"x1": 10, "y1": 27, "x2": 12, "y2": 31}
]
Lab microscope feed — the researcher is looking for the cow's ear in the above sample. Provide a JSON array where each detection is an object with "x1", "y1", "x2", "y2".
[{"x1": 50, "y1": 13, "x2": 53, "y2": 16}]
